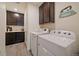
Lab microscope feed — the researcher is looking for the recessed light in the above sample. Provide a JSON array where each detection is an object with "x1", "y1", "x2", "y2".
[
  {"x1": 14, "y1": 8, "x2": 18, "y2": 11},
  {"x1": 14, "y1": 13, "x2": 19, "y2": 17}
]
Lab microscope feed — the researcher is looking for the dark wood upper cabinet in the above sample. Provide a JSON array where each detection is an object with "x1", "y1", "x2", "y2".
[
  {"x1": 7, "y1": 11, "x2": 24, "y2": 26},
  {"x1": 49, "y1": 2, "x2": 55, "y2": 23},
  {"x1": 16, "y1": 13, "x2": 24, "y2": 26},
  {"x1": 7, "y1": 11, "x2": 17, "y2": 25},
  {"x1": 39, "y1": 2, "x2": 55, "y2": 24},
  {"x1": 43, "y1": 2, "x2": 50, "y2": 23},
  {"x1": 39, "y1": 5, "x2": 44, "y2": 24}
]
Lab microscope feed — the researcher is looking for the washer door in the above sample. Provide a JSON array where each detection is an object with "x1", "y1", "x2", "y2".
[{"x1": 38, "y1": 44, "x2": 54, "y2": 56}]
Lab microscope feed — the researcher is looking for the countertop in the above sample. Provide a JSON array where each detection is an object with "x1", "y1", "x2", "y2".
[{"x1": 6, "y1": 31, "x2": 25, "y2": 33}]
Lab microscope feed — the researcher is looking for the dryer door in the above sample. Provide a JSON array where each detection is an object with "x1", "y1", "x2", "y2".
[{"x1": 30, "y1": 34, "x2": 38, "y2": 56}]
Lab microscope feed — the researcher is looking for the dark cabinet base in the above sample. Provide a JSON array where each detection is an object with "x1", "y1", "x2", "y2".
[{"x1": 6, "y1": 32, "x2": 25, "y2": 45}]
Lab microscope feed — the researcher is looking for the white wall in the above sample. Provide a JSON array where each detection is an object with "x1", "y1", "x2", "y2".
[
  {"x1": 0, "y1": 3, "x2": 6, "y2": 56},
  {"x1": 24, "y1": 5, "x2": 28, "y2": 47},
  {"x1": 26, "y1": 3, "x2": 40, "y2": 50},
  {"x1": 7, "y1": 26, "x2": 24, "y2": 32},
  {"x1": 40, "y1": 23, "x2": 55, "y2": 30},
  {"x1": 55, "y1": 2, "x2": 79, "y2": 51},
  {"x1": 6, "y1": 2, "x2": 27, "y2": 14}
]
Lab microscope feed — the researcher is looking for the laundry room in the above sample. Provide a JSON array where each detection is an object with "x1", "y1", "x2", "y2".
[{"x1": 0, "y1": 2, "x2": 79, "y2": 56}]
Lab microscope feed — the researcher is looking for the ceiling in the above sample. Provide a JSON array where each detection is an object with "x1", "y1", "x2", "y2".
[
  {"x1": 14, "y1": 2, "x2": 43, "y2": 7},
  {"x1": 30, "y1": 2, "x2": 43, "y2": 6}
]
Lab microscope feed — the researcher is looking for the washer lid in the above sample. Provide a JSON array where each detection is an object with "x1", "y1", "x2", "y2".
[
  {"x1": 31, "y1": 31, "x2": 49, "y2": 35},
  {"x1": 39, "y1": 34, "x2": 75, "y2": 48}
]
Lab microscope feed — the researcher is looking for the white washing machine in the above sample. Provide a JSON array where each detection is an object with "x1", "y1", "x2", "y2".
[
  {"x1": 30, "y1": 29, "x2": 49, "y2": 56},
  {"x1": 38, "y1": 30, "x2": 76, "y2": 56}
]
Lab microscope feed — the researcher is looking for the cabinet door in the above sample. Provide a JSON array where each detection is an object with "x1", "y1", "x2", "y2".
[
  {"x1": 49, "y1": 2, "x2": 55, "y2": 23},
  {"x1": 16, "y1": 13, "x2": 24, "y2": 26},
  {"x1": 39, "y1": 2, "x2": 55, "y2": 24},
  {"x1": 6, "y1": 32, "x2": 24, "y2": 45},
  {"x1": 38, "y1": 37, "x2": 53, "y2": 56},
  {"x1": 16, "y1": 32, "x2": 24, "y2": 43},
  {"x1": 43, "y1": 2, "x2": 50, "y2": 23},
  {"x1": 38, "y1": 44, "x2": 53, "y2": 56},
  {"x1": 39, "y1": 5, "x2": 44, "y2": 24},
  {"x1": 6, "y1": 33, "x2": 16, "y2": 45},
  {"x1": 7, "y1": 11, "x2": 24, "y2": 26},
  {"x1": 7, "y1": 11, "x2": 17, "y2": 25}
]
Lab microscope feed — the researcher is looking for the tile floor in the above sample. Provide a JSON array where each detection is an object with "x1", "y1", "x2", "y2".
[{"x1": 6, "y1": 42, "x2": 31, "y2": 56}]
